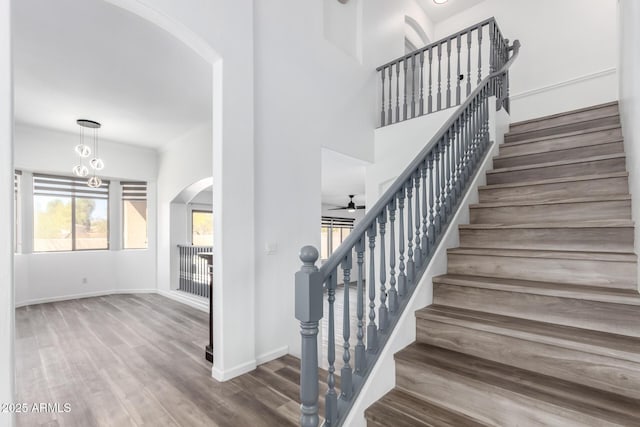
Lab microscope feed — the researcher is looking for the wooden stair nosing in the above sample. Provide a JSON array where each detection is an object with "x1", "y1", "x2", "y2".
[
  {"x1": 459, "y1": 220, "x2": 634, "y2": 230},
  {"x1": 502, "y1": 123, "x2": 622, "y2": 147},
  {"x1": 417, "y1": 305, "x2": 640, "y2": 364},
  {"x1": 447, "y1": 247, "x2": 637, "y2": 262},
  {"x1": 469, "y1": 194, "x2": 631, "y2": 209},
  {"x1": 478, "y1": 172, "x2": 629, "y2": 191},
  {"x1": 506, "y1": 112, "x2": 620, "y2": 138},
  {"x1": 487, "y1": 153, "x2": 626, "y2": 175},
  {"x1": 508, "y1": 102, "x2": 619, "y2": 131},
  {"x1": 395, "y1": 343, "x2": 640, "y2": 426},
  {"x1": 495, "y1": 139, "x2": 624, "y2": 162}
]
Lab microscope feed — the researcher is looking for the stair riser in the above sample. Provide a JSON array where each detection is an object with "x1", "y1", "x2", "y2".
[
  {"x1": 500, "y1": 128, "x2": 623, "y2": 157},
  {"x1": 470, "y1": 200, "x2": 632, "y2": 224},
  {"x1": 506, "y1": 115, "x2": 620, "y2": 143},
  {"x1": 416, "y1": 319, "x2": 640, "y2": 399},
  {"x1": 478, "y1": 176, "x2": 629, "y2": 203},
  {"x1": 493, "y1": 142, "x2": 624, "y2": 169},
  {"x1": 395, "y1": 359, "x2": 619, "y2": 427},
  {"x1": 486, "y1": 157, "x2": 626, "y2": 185},
  {"x1": 447, "y1": 253, "x2": 637, "y2": 289},
  {"x1": 433, "y1": 284, "x2": 640, "y2": 338},
  {"x1": 508, "y1": 104, "x2": 619, "y2": 135},
  {"x1": 458, "y1": 227, "x2": 634, "y2": 253}
]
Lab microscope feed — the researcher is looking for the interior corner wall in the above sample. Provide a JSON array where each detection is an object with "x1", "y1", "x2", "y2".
[
  {"x1": 618, "y1": 0, "x2": 640, "y2": 281},
  {"x1": 0, "y1": 0, "x2": 14, "y2": 422},
  {"x1": 432, "y1": 0, "x2": 618, "y2": 122},
  {"x1": 12, "y1": 124, "x2": 158, "y2": 306}
]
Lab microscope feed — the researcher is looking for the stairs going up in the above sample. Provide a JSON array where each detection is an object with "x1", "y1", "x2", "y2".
[{"x1": 365, "y1": 102, "x2": 640, "y2": 426}]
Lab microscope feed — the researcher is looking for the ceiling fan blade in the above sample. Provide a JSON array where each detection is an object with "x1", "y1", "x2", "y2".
[
  {"x1": 356, "y1": 205, "x2": 366, "y2": 209},
  {"x1": 328, "y1": 207, "x2": 347, "y2": 210}
]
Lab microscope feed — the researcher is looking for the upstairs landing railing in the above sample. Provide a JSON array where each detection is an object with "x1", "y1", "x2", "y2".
[
  {"x1": 295, "y1": 19, "x2": 520, "y2": 427},
  {"x1": 377, "y1": 17, "x2": 511, "y2": 127}
]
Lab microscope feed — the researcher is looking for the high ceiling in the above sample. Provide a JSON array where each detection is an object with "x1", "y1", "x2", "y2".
[
  {"x1": 321, "y1": 149, "x2": 368, "y2": 208},
  {"x1": 13, "y1": 0, "x2": 212, "y2": 148},
  {"x1": 418, "y1": 0, "x2": 486, "y2": 24}
]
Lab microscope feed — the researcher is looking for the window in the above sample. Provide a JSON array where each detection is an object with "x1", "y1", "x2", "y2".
[
  {"x1": 192, "y1": 210, "x2": 213, "y2": 246},
  {"x1": 321, "y1": 216, "x2": 354, "y2": 260},
  {"x1": 122, "y1": 181, "x2": 148, "y2": 249},
  {"x1": 14, "y1": 170, "x2": 21, "y2": 253},
  {"x1": 33, "y1": 174, "x2": 109, "y2": 252}
]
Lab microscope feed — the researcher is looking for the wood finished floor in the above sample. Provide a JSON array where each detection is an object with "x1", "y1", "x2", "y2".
[{"x1": 15, "y1": 294, "x2": 326, "y2": 427}]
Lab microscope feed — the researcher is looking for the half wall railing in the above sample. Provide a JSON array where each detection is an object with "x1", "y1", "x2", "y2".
[
  {"x1": 295, "y1": 18, "x2": 520, "y2": 427},
  {"x1": 377, "y1": 17, "x2": 511, "y2": 127}
]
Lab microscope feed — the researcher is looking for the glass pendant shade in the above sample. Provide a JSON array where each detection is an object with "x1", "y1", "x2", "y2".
[
  {"x1": 90, "y1": 158, "x2": 105, "y2": 170},
  {"x1": 87, "y1": 176, "x2": 102, "y2": 188},
  {"x1": 75, "y1": 144, "x2": 92, "y2": 157},
  {"x1": 73, "y1": 165, "x2": 89, "y2": 177}
]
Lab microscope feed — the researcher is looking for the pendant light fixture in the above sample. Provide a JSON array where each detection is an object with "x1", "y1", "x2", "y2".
[{"x1": 73, "y1": 119, "x2": 104, "y2": 187}]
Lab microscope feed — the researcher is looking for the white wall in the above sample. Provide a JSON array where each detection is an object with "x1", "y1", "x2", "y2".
[
  {"x1": 0, "y1": 0, "x2": 14, "y2": 423},
  {"x1": 432, "y1": 0, "x2": 618, "y2": 122},
  {"x1": 618, "y1": 0, "x2": 640, "y2": 281},
  {"x1": 13, "y1": 123, "x2": 158, "y2": 306}
]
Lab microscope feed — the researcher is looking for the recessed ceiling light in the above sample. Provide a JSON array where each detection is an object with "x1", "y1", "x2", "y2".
[{"x1": 434, "y1": 0, "x2": 449, "y2": 4}]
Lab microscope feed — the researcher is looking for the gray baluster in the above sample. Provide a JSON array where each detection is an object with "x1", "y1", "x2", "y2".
[
  {"x1": 378, "y1": 211, "x2": 388, "y2": 332},
  {"x1": 477, "y1": 25, "x2": 483, "y2": 83},
  {"x1": 397, "y1": 188, "x2": 407, "y2": 297},
  {"x1": 388, "y1": 198, "x2": 398, "y2": 313},
  {"x1": 395, "y1": 63, "x2": 400, "y2": 122},
  {"x1": 413, "y1": 169, "x2": 422, "y2": 269},
  {"x1": 403, "y1": 60, "x2": 408, "y2": 120},
  {"x1": 444, "y1": 129, "x2": 452, "y2": 214},
  {"x1": 388, "y1": 66, "x2": 393, "y2": 125},
  {"x1": 449, "y1": 124, "x2": 457, "y2": 206},
  {"x1": 440, "y1": 139, "x2": 447, "y2": 223},
  {"x1": 354, "y1": 236, "x2": 366, "y2": 374},
  {"x1": 446, "y1": 39, "x2": 452, "y2": 108},
  {"x1": 466, "y1": 31, "x2": 472, "y2": 96},
  {"x1": 419, "y1": 51, "x2": 425, "y2": 116},
  {"x1": 411, "y1": 55, "x2": 416, "y2": 118},
  {"x1": 380, "y1": 70, "x2": 386, "y2": 126},
  {"x1": 427, "y1": 153, "x2": 436, "y2": 245},
  {"x1": 421, "y1": 161, "x2": 428, "y2": 257},
  {"x1": 456, "y1": 34, "x2": 462, "y2": 105},
  {"x1": 326, "y1": 272, "x2": 338, "y2": 426},
  {"x1": 489, "y1": 21, "x2": 496, "y2": 95},
  {"x1": 366, "y1": 223, "x2": 378, "y2": 352},
  {"x1": 437, "y1": 43, "x2": 442, "y2": 111},
  {"x1": 433, "y1": 144, "x2": 442, "y2": 234},
  {"x1": 341, "y1": 252, "x2": 353, "y2": 400},
  {"x1": 406, "y1": 181, "x2": 415, "y2": 284},
  {"x1": 455, "y1": 116, "x2": 463, "y2": 196},
  {"x1": 295, "y1": 246, "x2": 322, "y2": 427},
  {"x1": 428, "y1": 48, "x2": 433, "y2": 114}
]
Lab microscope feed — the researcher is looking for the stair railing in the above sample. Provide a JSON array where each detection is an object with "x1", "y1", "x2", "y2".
[
  {"x1": 295, "y1": 20, "x2": 520, "y2": 427},
  {"x1": 377, "y1": 17, "x2": 511, "y2": 127}
]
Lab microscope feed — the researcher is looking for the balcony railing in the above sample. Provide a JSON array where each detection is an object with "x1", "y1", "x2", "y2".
[{"x1": 177, "y1": 245, "x2": 212, "y2": 298}]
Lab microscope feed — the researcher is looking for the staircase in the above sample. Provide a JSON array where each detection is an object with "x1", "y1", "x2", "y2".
[{"x1": 365, "y1": 102, "x2": 640, "y2": 426}]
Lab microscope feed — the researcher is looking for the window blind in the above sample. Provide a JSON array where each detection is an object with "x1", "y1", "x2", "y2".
[
  {"x1": 321, "y1": 216, "x2": 355, "y2": 228},
  {"x1": 33, "y1": 173, "x2": 110, "y2": 199},
  {"x1": 121, "y1": 181, "x2": 147, "y2": 200}
]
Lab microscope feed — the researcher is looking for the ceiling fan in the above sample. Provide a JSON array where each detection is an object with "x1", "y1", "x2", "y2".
[{"x1": 329, "y1": 195, "x2": 365, "y2": 213}]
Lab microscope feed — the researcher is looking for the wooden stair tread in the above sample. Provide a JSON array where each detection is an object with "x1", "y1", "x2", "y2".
[
  {"x1": 433, "y1": 274, "x2": 640, "y2": 305},
  {"x1": 487, "y1": 153, "x2": 626, "y2": 174},
  {"x1": 470, "y1": 194, "x2": 630, "y2": 208},
  {"x1": 478, "y1": 172, "x2": 629, "y2": 190},
  {"x1": 459, "y1": 219, "x2": 634, "y2": 230},
  {"x1": 508, "y1": 102, "x2": 618, "y2": 130},
  {"x1": 366, "y1": 389, "x2": 487, "y2": 427},
  {"x1": 447, "y1": 247, "x2": 636, "y2": 262},
  {"x1": 504, "y1": 123, "x2": 621, "y2": 146},
  {"x1": 395, "y1": 343, "x2": 640, "y2": 424},
  {"x1": 495, "y1": 139, "x2": 623, "y2": 160},
  {"x1": 506, "y1": 112, "x2": 620, "y2": 138},
  {"x1": 417, "y1": 305, "x2": 640, "y2": 363}
]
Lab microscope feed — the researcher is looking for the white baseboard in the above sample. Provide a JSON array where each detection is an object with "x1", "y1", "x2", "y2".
[
  {"x1": 511, "y1": 68, "x2": 616, "y2": 101},
  {"x1": 256, "y1": 345, "x2": 289, "y2": 365},
  {"x1": 157, "y1": 289, "x2": 209, "y2": 312},
  {"x1": 15, "y1": 288, "x2": 157, "y2": 308},
  {"x1": 212, "y1": 358, "x2": 257, "y2": 382}
]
